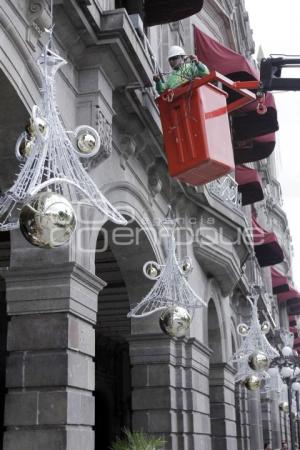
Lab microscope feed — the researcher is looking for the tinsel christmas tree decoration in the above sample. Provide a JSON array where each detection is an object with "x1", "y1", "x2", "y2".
[
  {"x1": 232, "y1": 293, "x2": 279, "y2": 390},
  {"x1": 0, "y1": 35, "x2": 126, "y2": 247},
  {"x1": 127, "y1": 218, "x2": 206, "y2": 338}
]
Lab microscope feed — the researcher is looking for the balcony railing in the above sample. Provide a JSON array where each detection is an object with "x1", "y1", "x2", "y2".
[{"x1": 206, "y1": 174, "x2": 242, "y2": 213}]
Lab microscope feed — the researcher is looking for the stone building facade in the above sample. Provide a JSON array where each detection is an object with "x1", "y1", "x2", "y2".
[{"x1": 0, "y1": 1, "x2": 296, "y2": 450}]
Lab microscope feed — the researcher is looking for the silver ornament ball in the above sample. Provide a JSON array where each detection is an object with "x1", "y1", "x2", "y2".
[
  {"x1": 244, "y1": 375, "x2": 261, "y2": 391},
  {"x1": 20, "y1": 192, "x2": 76, "y2": 248},
  {"x1": 279, "y1": 401, "x2": 289, "y2": 413},
  {"x1": 19, "y1": 138, "x2": 34, "y2": 160},
  {"x1": 237, "y1": 323, "x2": 250, "y2": 337},
  {"x1": 77, "y1": 132, "x2": 96, "y2": 154},
  {"x1": 248, "y1": 351, "x2": 270, "y2": 371},
  {"x1": 181, "y1": 257, "x2": 193, "y2": 275},
  {"x1": 159, "y1": 306, "x2": 191, "y2": 338},
  {"x1": 261, "y1": 321, "x2": 270, "y2": 334},
  {"x1": 33, "y1": 117, "x2": 48, "y2": 137},
  {"x1": 146, "y1": 264, "x2": 158, "y2": 279}
]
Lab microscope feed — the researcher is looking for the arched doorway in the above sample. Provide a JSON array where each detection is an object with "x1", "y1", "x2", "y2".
[
  {"x1": 208, "y1": 298, "x2": 237, "y2": 450},
  {"x1": 0, "y1": 232, "x2": 10, "y2": 449},
  {"x1": 208, "y1": 299, "x2": 223, "y2": 450},
  {"x1": 94, "y1": 230, "x2": 132, "y2": 450},
  {"x1": 94, "y1": 219, "x2": 159, "y2": 449}
]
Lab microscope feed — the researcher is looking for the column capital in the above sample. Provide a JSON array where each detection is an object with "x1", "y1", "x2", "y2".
[{"x1": 0, "y1": 262, "x2": 105, "y2": 323}]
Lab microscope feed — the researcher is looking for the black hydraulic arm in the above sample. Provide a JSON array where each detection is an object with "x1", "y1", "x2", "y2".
[{"x1": 259, "y1": 57, "x2": 300, "y2": 93}]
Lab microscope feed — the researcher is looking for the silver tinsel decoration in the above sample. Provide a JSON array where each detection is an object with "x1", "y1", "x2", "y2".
[
  {"x1": 0, "y1": 37, "x2": 126, "y2": 232},
  {"x1": 233, "y1": 294, "x2": 279, "y2": 387},
  {"x1": 128, "y1": 218, "x2": 206, "y2": 318}
]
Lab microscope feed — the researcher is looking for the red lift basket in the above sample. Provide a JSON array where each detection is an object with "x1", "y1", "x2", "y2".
[{"x1": 156, "y1": 71, "x2": 257, "y2": 185}]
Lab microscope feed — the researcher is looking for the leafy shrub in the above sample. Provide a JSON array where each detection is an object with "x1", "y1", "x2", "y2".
[{"x1": 110, "y1": 429, "x2": 165, "y2": 450}]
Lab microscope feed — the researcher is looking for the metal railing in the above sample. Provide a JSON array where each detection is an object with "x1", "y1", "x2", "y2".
[{"x1": 206, "y1": 174, "x2": 243, "y2": 213}]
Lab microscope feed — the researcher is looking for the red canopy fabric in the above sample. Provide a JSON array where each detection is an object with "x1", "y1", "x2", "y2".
[
  {"x1": 271, "y1": 267, "x2": 289, "y2": 294},
  {"x1": 194, "y1": 27, "x2": 258, "y2": 78},
  {"x1": 194, "y1": 27, "x2": 279, "y2": 141},
  {"x1": 252, "y1": 217, "x2": 284, "y2": 267},
  {"x1": 234, "y1": 133, "x2": 276, "y2": 164},
  {"x1": 145, "y1": 0, "x2": 204, "y2": 26},
  {"x1": 235, "y1": 165, "x2": 264, "y2": 205},
  {"x1": 278, "y1": 287, "x2": 300, "y2": 304},
  {"x1": 289, "y1": 304, "x2": 300, "y2": 315},
  {"x1": 289, "y1": 315, "x2": 297, "y2": 327},
  {"x1": 293, "y1": 337, "x2": 300, "y2": 348}
]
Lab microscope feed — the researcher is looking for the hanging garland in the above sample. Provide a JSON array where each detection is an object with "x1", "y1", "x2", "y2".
[
  {"x1": 0, "y1": 38, "x2": 126, "y2": 247},
  {"x1": 128, "y1": 218, "x2": 206, "y2": 338}
]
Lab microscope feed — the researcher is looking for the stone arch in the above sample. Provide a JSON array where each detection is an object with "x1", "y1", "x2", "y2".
[
  {"x1": 0, "y1": 232, "x2": 10, "y2": 449},
  {"x1": 207, "y1": 291, "x2": 238, "y2": 450},
  {"x1": 204, "y1": 280, "x2": 227, "y2": 361},
  {"x1": 208, "y1": 298, "x2": 223, "y2": 364},
  {"x1": 94, "y1": 212, "x2": 164, "y2": 449},
  {"x1": 77, "y1": 181, "x2": 164, "y2": 273},
  {"x1": 0, "y1": 11, "x2": 41, "y2": 111}
]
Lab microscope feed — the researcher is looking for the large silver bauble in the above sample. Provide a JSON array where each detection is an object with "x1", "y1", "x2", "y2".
[
  {"x1": 159, "y1": 306, "x2": 191, "y2": 338},
  {"x1": 244, "y1": 375, "x2": 261, "y2": 391},
  {"x1": 261, "y1": 321, "x2": 270, "y2": 334},
  {"x1": 279, "y1": 401, "x2": 289, "y2": 413},
  {"x1": 237, "y1": 323, "x2": 250, "y2": 337},
  {"x1": 248, "y1": 351, "x2": 270, "y2": 371},
  {"x1": 77, "y1": 132, "x2": 96, "y2": 154},
  {"x1": 20, "y1": 192, "x2": 76, "y2": 248}
]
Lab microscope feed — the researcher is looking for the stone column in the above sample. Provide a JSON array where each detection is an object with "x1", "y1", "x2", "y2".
[
  {"x1": 2, "y1": 262, "x2": 105, "y2": 450},
  {"x1": 261, "y1": 393, "x2": 272, "y2": 446},
  {"x1": 235, "y1": 385, "x2": 250, "y2": 450},
  {"x1": 209, "y1": 363, "x2": 237, "y2": 450},
  {"x1": 248, "y1": 391, "x2": 263, "y2": 450},
  {"x1": 129, "y1": 335, "x2": 212, "y2": 450},
  {"x1": 270, "y1": 391, "x2": 281, "y2": 449}
]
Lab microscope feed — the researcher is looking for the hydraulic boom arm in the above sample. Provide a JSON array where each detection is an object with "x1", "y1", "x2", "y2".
[{"x1": 259, "y1": 56, "x2": 300, "y2": 93}]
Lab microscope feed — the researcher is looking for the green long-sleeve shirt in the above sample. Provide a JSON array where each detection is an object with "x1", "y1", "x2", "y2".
[{"x1": 155, "y1": 61, "x2": 210, "y2": 95}]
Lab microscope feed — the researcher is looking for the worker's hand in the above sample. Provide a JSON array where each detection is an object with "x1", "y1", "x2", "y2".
[
  {"x1": 153, "y1": 74, "x2": 161, "y2": 82},
  {"x1": 189, "y1": 54, "x2": 198, "y2": 62}
]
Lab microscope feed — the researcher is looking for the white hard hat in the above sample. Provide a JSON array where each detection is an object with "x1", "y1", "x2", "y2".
[{"x1": 168, "y1": 45, "x2": 186, "y2": 60}]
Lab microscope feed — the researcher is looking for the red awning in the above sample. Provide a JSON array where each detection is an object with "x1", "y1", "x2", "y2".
[
  {"x1": 293, "y1": 337, "x2": 300, "y2": 348},
  {"x1": 271, "y1": 267, "x2": 289, "y2": 294},
  {"x1": 278, "y1": 287, "x2": 300, "y2": 304},
  {"x1": 145, "y1": 0, "x2": 204, "y2": 26},
  {"x1": 234, "y1": 133, "x2": 276, "y2": 164},
  {"x1": 289, "y1": 315, "x2": 297, "y2": 327},
  {"x1": 289, "y1": 304, "x2": 300, "y2": 316},
  {"x1": 290, "y1": 326, "x2": 298, "y2": 335},
  {"x1": 232, "y1": 94, "x2": 278, "y2": 140},
  {"x1": 194, "y1": 27, "x2": 258, "y2": 78},
  {"x1": 252, "y1": 217, "x2": 284, "y2": 267},
  {"x1": 194, "y1": 27, "x2": 279, "y2": 140},
  {"x1": 235, "y1": 165, "x2": 264, "y2": 205}
]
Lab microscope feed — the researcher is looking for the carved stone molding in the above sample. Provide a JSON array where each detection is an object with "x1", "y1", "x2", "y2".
[
  {"x1": 147, "y1": 162, "x2": 163, "y2": 197},
  {"x1": 119, "y1": 135, "x2": 136, "y2": 170},
  {"x1": 85, "y1": 107, "x2": 113, "y2": 170},
  {"x1": 26, "y1": 0, "x2": 52, "y2": 50}
]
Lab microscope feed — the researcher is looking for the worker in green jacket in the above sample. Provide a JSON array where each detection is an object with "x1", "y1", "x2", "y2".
[{"x1": 153, "y1": 45, "x2": 210, "y2": 95}]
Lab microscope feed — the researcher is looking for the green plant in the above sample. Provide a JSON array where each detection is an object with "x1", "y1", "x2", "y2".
[{"x1": 110, "y1": 429, "x2": 165, "y2": 450}]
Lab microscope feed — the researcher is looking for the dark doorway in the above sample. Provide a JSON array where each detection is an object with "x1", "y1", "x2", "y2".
[
  {"x1": 0, "y1": 232, "x2": 10, "y2": 450},
  {"x1": 94, "y1": 231, "x2": 132, "y2": 450}
]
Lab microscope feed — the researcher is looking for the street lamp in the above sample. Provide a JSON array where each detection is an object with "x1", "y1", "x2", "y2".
[{"x1": 271, "y1": 343, "x2": 300, "y2": 450}]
